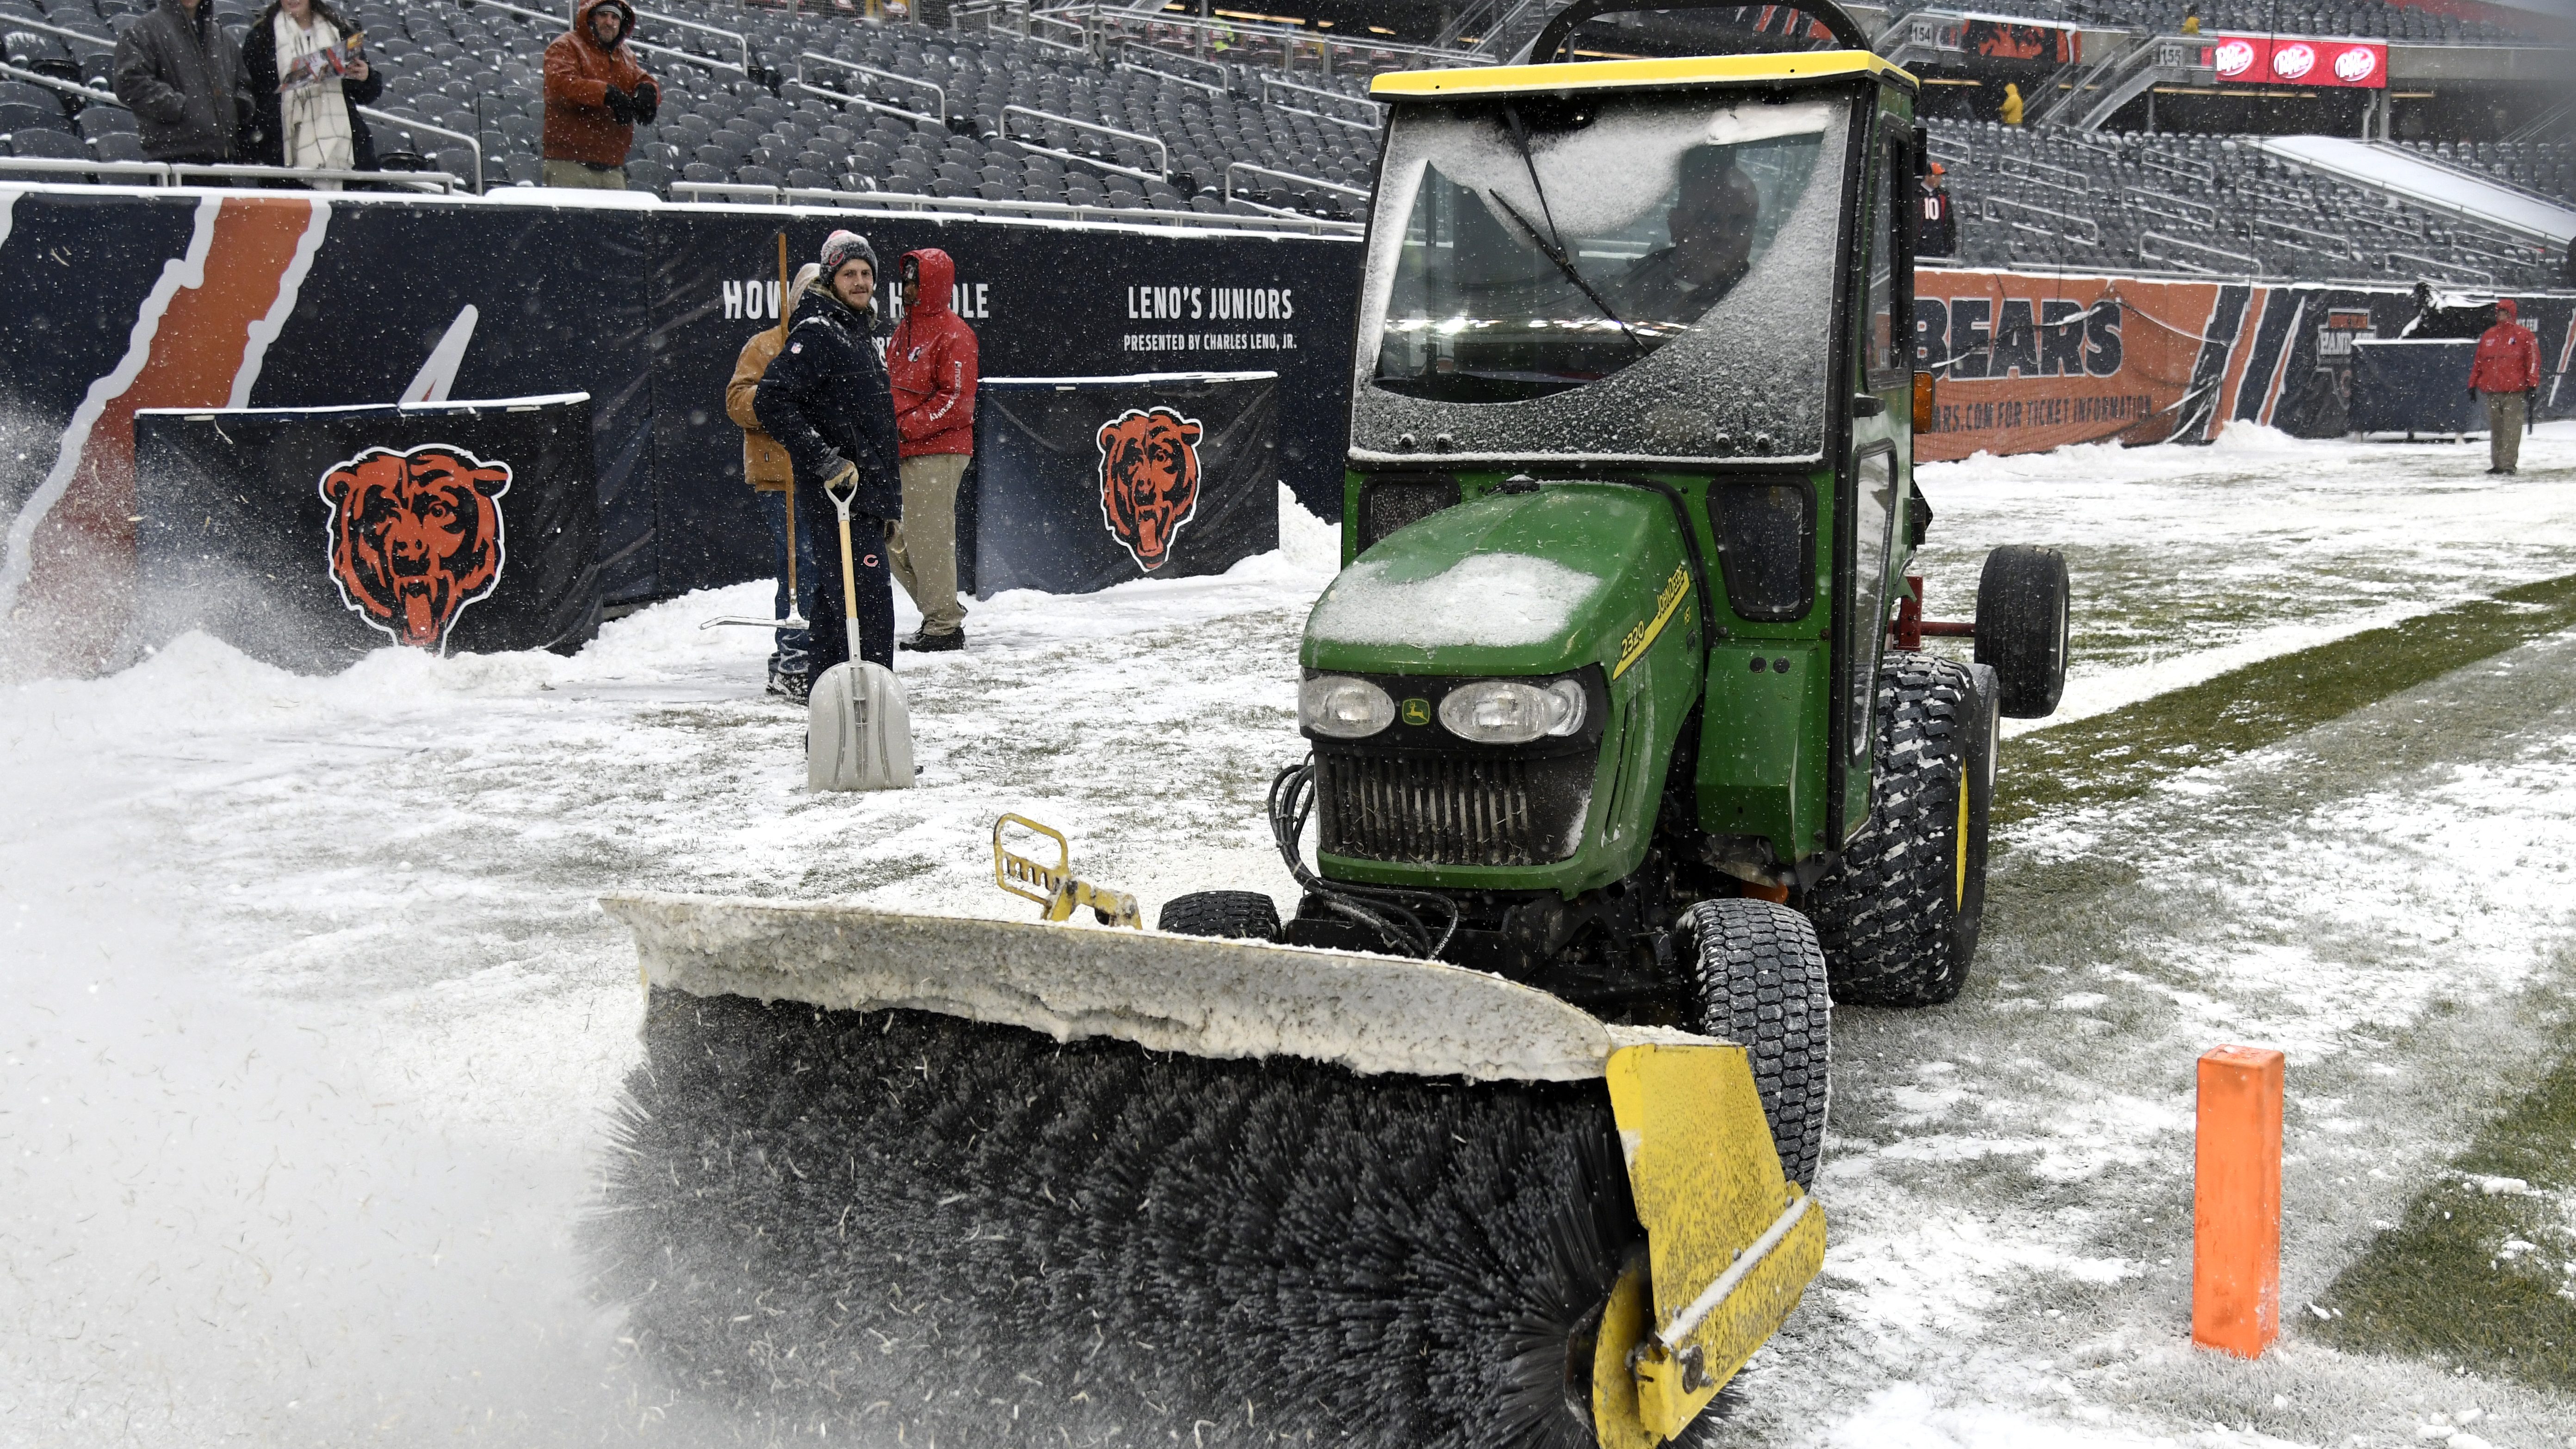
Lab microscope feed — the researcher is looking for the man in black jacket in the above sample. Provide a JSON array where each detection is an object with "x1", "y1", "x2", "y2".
[
  {"x1": 756, "y1": 229, "x2": 903, "y2": 682},
  {"x1": 112, "y1": 0, "x2": 256, "y2": 164}
]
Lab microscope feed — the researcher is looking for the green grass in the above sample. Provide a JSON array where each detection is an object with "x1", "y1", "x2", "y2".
[
  {"x1": 2317, "y1": 1049, "x2": 2576, "y2": 1387},
  {"x1": 1998, "y1": 571, "x2": 2576, "y2": 826}
]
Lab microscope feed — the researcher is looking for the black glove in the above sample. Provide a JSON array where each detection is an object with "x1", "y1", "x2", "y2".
[
  {"x1": 629, "y1": 81, "x2": 658, "y2": 124},
  {"x1": 600, "y1": 85, "x2": 633, "y2": 123}
]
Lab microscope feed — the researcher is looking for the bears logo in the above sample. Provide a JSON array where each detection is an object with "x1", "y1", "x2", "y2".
[
  {"x1": 319, "y1": 443, "x2": 512, "y2": 651},
  {"x1": 1095, "y1": 406, "x2": 1204, "y2": 572}
]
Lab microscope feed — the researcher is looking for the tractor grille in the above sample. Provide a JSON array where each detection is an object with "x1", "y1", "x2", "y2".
[{"x1": 1314, "y1": 751, "x2": 1593, "y2": 867}]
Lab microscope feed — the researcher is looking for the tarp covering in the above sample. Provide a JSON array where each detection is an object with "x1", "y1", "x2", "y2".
[
  {"x1": 965, "y1": 372, "x2": 1279, "y2": 598},
  {"x1": 132, "y1": 395, "x2": 600, "y2": 668}
]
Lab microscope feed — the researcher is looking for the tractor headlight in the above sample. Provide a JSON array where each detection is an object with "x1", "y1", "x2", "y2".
[
  {"x1": 1300, "y1": 675, "x2": 1396, "y2": 738},
  {"x1": 1437, "y1": 678, "x2": 1586, "y2": 745}
]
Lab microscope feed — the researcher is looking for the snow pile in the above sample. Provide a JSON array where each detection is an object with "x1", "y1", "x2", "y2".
[{"x1": 1306, "y1": 551, "x2": 1603, "y2": 650}]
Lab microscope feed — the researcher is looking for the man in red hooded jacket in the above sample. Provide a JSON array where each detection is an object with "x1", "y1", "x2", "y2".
[
  {"x1": 887, "y1": 248, "x2": 978, "y2": 650},
  {"x1": 2468, "y1": 297, "x2": 2541, "y2": 475},
  {"x1": 542, "y1": 0, "x2": 656, "y2": 190}
]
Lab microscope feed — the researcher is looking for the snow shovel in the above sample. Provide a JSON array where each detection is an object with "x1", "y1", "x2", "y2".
[{"x1": 807, "y1": 467, "x2": 912, "y2": 793}]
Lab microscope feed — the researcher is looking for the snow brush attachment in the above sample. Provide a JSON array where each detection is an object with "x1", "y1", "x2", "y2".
[{"x1": 588, "y1": 895, "x2": 1825, "y2": 1447}]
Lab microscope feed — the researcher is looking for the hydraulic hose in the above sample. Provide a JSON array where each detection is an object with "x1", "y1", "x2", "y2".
[{"x1": 1268, "y1": 756, "x2": 1461, "y2": 960}]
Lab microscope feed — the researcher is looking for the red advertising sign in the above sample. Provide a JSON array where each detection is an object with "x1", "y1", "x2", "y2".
[{"x1": 2206, "y1": 33, "x2": 2389, "y2": 88}]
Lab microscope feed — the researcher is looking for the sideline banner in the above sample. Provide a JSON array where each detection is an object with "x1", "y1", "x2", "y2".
[
  {"x1": 1914, "y1": 270, "x2": 2572, "y2": 461},
  {"x1": 2350, "y1": 340, "x2": 2485, "y2": 435},
  {"x1": 133, "y1": 395, "x2": 599, "y2": 669},
  {"x1": 962, "y1": 372, "x2": 1278, "y2": 598}
]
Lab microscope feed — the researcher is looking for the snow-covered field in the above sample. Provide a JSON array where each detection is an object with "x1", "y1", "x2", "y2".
[{"x1": 4, "y1": 424, "x2": 2575, "y2": 1447}]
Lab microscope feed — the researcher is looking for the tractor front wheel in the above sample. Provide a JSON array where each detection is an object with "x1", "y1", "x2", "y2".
[
  {"x1": 1975, "y1": 544, "x2": 2070, "y2": 718},
  {"x1": 1156, "y1": 890, "x2": 1282, "y2": 941},
  {"x1": 1679, "y1": 899, "x2": 1830, "y2": 1189},
  {"x1": 1800, "y1": 656, "x2": 1997, "y2": 1009}
]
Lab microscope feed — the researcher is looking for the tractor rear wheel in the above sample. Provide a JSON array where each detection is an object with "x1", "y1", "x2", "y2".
[
  {"x1": 1679, "y1": 898, "x2": 1830, "y2": 1189},
  {"x1": 1800, "y1": 656, "x2": 1996, "y2": 1009},
  {"x1": 1156, "y1": 890, "x2": 1282, "y2": 941},
  {"x1": 1975, "y1": 545, "x2": 2070, "y2": 718}
]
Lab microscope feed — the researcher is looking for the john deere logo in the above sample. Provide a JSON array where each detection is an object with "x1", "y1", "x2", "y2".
[{"x1": 1401, "y1": 698, "x2": 1432, "y2": 726}]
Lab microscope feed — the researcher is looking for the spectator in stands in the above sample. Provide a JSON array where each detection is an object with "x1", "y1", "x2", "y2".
[
  {"x1": 542, "y1": 0, "x2": 657, "y2": 190},
  {"x1": 2000, "y1": 83, "x2": 2025, "y2": 127},
  {"x1": 112, "y1": 0, "x2": 256, "y2": 166},
  {"x1": 1611, "y1": 148, "x2": 1761, "y2": 324},
  {"x1": 2180, "y1": 4, "x2": 2201, "y2": 36},
  {"x1": 757, "y1": 230, "x2": 902, "y2": 675},
  {"x1": 238, "y1": 0, "x2": 380, "y2": 187},
  {"x1": 2467, "y1": 298, "x2": 2541, "y2": 476},
  {"x1": 888, "y1": 248, "x2": 978, "y2": 653},
  {"x1": 1919, "y1": 162, "x2": 1956, "y2": 260},
  {"x1": 729, "y1": 260, "x2": 825, "y2": 700}
]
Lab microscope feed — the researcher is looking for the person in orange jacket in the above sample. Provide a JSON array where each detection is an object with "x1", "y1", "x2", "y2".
[
  {"x1": 2467, "y1": 297, "x2": 2541, "y2": 475},
  {"x1": 728, "y1": 261, "x2": 823, "y2": 699},
  {"x1": 542, "y1": 0, "x2": 656, "y2": 189},
  {"x1": 886, "y1": 247, "x2": 979, "y2": 651}
]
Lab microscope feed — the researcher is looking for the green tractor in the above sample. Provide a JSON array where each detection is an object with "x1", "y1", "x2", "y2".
[
  {"x1": 1164, "y1": 0, "x2": 2071, "y2": 1181},
  {"x1": 595, "y1": 4, "x2": 2072, "y2": 1441}
]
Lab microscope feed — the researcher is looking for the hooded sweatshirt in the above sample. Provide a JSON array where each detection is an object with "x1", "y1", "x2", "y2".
[
  {"x1": 2469, "y1": 299, "x2": 2542, "y2": 395},
  {"x1": 543, "y1": 0, "x2": 656, "y2": 167},
  {"x1": 887, "y1": 248, "x2": 980, "y2": 458}
]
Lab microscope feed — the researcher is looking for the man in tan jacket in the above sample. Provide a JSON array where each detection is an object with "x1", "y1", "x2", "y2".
[{"x1": 728, "y1": 261, "x2": 822, "y2": 699}]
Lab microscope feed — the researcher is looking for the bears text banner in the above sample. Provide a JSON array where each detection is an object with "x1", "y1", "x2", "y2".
[
  {"x1": 963, "y1": 372, "x2": 1279, "y2": 599},
  {"x1": 133, "y1": 396, "x2": 600, "y2": 670}
]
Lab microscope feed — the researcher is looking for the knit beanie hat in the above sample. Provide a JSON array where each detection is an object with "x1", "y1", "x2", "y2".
[{"x1": 821, "y1": 230, "x2": 877, "y2": 279}]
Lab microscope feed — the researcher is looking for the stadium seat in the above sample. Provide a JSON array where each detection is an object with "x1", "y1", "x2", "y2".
[
  {"x1": 0, "y1": 99, "x2": 70, "y2": 133},
  {"x1": 88, "y1": 130, "x2": 143, "y2": 162},
  {"x1": 8, "y1": 127, "x2": 87, "y2": 158},
  {"x1": 76, "y1": 105, "x2": 136, "y2": 139},
  {"x1": 680, "y1": 161, "x2": 724, "y2": 185},
  {"x1": 734, "y1": 163, "x2": 780, "y2": 188}
]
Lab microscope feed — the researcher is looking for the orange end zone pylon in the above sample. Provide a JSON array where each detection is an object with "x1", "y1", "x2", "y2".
[{"x1": 2192, "y1": 1044, "x2": 2285, "y2": 1358}]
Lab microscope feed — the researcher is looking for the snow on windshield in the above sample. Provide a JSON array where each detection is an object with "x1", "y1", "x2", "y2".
[
  {"x1": 1307, "y1": 551, "x2": 1604, "y2": 650},
  {"x1": 1353, "y1": 93, "x2": 1849, "y2": 467}
]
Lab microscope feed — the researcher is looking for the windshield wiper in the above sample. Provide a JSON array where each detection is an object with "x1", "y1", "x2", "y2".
[
  {"x1": 1486, "y1": 189, "x2": 1649, "y2": 356},
  {"x1": 1491, "y1": 103, "x2": 1646, "y2": 356}
]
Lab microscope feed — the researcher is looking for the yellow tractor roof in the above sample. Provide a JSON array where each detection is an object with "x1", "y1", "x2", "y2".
[{"x1": 1370, "y1": 51, "x2": 1914, "y2": 100}]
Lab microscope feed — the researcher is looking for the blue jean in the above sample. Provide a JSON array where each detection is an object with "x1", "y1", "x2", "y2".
[{"x1": 757, "y1": 488, "x2": 818, "y2": 675}]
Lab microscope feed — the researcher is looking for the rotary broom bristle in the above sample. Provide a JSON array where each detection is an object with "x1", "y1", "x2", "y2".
[{"x1": 589, "y1": 990, "x2": 1721, "y2": 1448}]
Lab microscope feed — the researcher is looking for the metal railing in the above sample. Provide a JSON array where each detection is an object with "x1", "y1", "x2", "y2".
[
  {"x1": 667, "y1": 180, "x2": 1361, "y2": 235},
  {"x1": 788, "y1": 78, "x2": 941, "y2": 129},
  {"x1": 632, "y1": 3, "x2": 753, "y2": 73},
  {"x1": 357, "y1": 105, "x2": 485, "y2": 192},
  {"x1": 2385, "y1": 249, "x2": 2496, "y2": 286},
  {"x1": 2138, "y1": 148, "x2": 2217, "y2": 187},
  {"x1": 2139, "y1": 228, "x2": 2261, "y2": 275},
  {"x1": 1999, "y1": 152, "x2": 2091, "y2": 196},
  {"x1": 1257, "y1": 74, "x2": 1378, "y2": 132},
  {"x1": 0, "y1": 155, "x2": 464, "y2": 191},
  {"x1": 2121, "y1": 183, "x2": 2215, "y2": 227},
  {"x1": 1982, "y1": 194, "x2": 2098, "y2": 244},
  {"x1": 2253, "y1": 214, "x2": 2362, "y2": 261},
  {"x1": 0, "y1": 61, "x2": 481, "y2": 192},
  {"x1": 458, "y1": 0, "x2": 744, "y2": 73},
  {"x1": 1222, "y1": 159, "x2": 1366, "y2": 218},
  {"x1": 0, "y1": 12, "x2": 113, "y2": 50},
  {"x1": 1000, "y1": 102, "x2": 1165, "y2": 179},
  {"x1": 1083, "y1": 4, "x2": 1485, "y2": 76},
  {"x1": 1116, "y1": 41, "x2": 1228, "y2": 97},
  {"x1": 1925, "y1": 130, "x2": 1973, "y2": 167},
  {"x1": 799, "y1": 50, "x2": 944, "y2": 119}
]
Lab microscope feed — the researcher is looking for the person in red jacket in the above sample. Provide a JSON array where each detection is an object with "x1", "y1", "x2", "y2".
[
  {"x1": 2467, "y1": 297, "x2": 2542, "y2": 475},
  {"x1": 887, "y1": 248, "x2": 979, "y2": 651},
  {"x1": 542, "y1": 0, "x2": 655, "y2": 190}
]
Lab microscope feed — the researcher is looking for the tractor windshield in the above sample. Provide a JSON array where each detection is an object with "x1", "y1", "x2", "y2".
[{"x1": 1354, "y1": 91, "x2": 1851, "y2": 465}]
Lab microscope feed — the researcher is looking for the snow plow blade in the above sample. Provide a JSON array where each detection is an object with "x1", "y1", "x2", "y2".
[{"x1": 592, "y1": 893, "x2": 1824, "y2": 1448}]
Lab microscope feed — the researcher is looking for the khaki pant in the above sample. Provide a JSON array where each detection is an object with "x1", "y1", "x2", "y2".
[
  {"x1": 2486, "y1": 390, "x2": 2527, "y2": 473},
  {"x1": 541, "y1": 159, "x2": 626, "y2": 190},
  {"x1": 891, "y1": 452, "x2": 970, "y2": 637}
]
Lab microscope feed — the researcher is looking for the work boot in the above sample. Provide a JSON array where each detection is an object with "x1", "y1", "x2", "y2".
[
  {"x1": 900, "y1": 628, "x2": 965, "y2": 653},
  {"x1": 771, "y1": 666, "x2": 811, "y2": 704}
]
